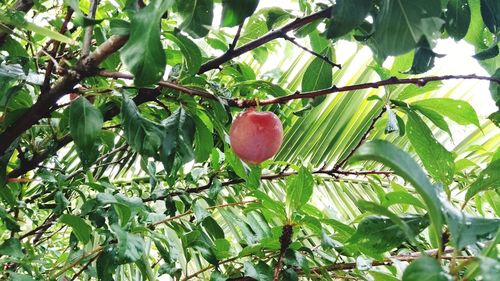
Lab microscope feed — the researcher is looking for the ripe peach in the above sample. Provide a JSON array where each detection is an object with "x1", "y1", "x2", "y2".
[{"x1": 229, "y1": 108, "x2": 283, "y2": 164}]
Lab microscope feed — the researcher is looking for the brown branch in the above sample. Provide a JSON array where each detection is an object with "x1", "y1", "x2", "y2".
[
  {"x1": 81, "y1": 0, "x2": 100, "y2": 56},
  {"x1": 333, "y1": 107, "x2": 386, "y2": 170},
  {"x1": 229, "y1": 23, "x2": 244, "y2": 51},
  {"x1": 41, "y1": 7, "x2": 74, "y2": 95},
  {"x1": 282, "y1": 33, "x2": 341, "y2": 69},
  {"x1": 0, "y1": 35, "x2": 128, "y2": 155},
  {"x1": 0, "y1": 0, "x2": 34, "y2": 44},
  {"x1": 98, "y1": 71, "x2": 500, "y2": 108},
  {"x1": 145, "y1": 168, "x2": 392, "y2": 202},
  {"x1": 198, "y1": 7, "x2": 333, "y2": 73},
  {"x1": 69, "y1": 251, "x2": 100, "y2": 281},
  {"x1": 273, "y1": 224, "x2": 293, "y2": 281}
]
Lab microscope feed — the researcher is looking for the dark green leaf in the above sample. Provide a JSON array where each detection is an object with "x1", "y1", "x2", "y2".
[
  {"x1": 406, "y1": 110, "x2": 455, "y2": 185},
  {"x1": 192, "y1": 240, "x2": 218, "y2": 265},
  {"x1": 465, "y1": 157, "x2": 500, "y2": 201},
  {"x1": 96, "y1": 245, "x2": 118, "y2": 280},
  {"x1": 177, "y1": 0, "x2": 214, "y2": 38},
  {"x1": 446, "y1": 0, "x2": 472, "y2": 40},
  {"x1": 325, "y1": 0, "x2": 373, "y2": 38},
  {"x1": 0, "y1": 237, "x2": 23, "y2": 258},
  {"x1": 221, "y1": 0, "x2": 259, "y2": 27},
  {"x1": 442, "y1": 199, "x2": 500, "y2": 249},
  {"x1": 301, "y1": 47, "x2": 333, "y2": 105},
  {"x1": 407, "y1": 38, "x2": 443, "y2": 74},
  {"x1": 119, "y1": 0, "x2": 172, "y2": 86},
  {"x1": 286, "y1": 166, "x2": 314, "y2": 213},
  {"x1": 473, "y1": 44, "x2": 499, "y2": 60},
  {"x1": 349, "y1": 214, "x2": 429, "y2": 255},
  {"x1": 350, "y1": 140, "x2": 444, "y2": 249},
  {"x1": 372, "y1": 0, "x2": 442, "y2": 56},
  {"x1": 69, "y1": 97, "x2": 103, "y2": 168},
  {"x1": 121, "y1": 94, "x2": 164, "y2": 157},
  {"x1": 164, "y1": 32, "x2": 202, "y2": 75},
  {"x1": 111, "y1": 224, "x2": 145, "y2": 263},
  {"x1": 402, "y1": 256, "x2": 452, "y2": 281},
  {"x1": 244, "y1": 261, "x2": 273, "y2": 281},
  {"x1": 60, "y1": 214, "x2": 92, "y2": 244},
  {"x1": 480, "y1": 0, "x2": 500, "y2": 34}
]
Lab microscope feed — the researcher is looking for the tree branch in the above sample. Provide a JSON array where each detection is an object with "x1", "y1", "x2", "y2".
[
  {"x1": 333, "y1": 107, "x2": 386, "y2": 170},
  {"x1": 81, "y1": 0, "x2": 99, "y2": 57},
  {"x1": 198, "y1": 7, "x2": 333, "y2": 73},
  {"x1": 0, "y1": 34, "x2": 128, "y2": 155},
  {"x1": 0, "y1": 0, "x2": 34, "y2": 44},
  {"x1": 41, "y1": 7, "x2": 74, "y2": 95},
  {"x1": 282, "y1": 33, "x2": 341, "y2": 68}
]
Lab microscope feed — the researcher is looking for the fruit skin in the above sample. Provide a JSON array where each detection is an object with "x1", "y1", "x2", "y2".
[{"x1": 229, "y1": 108, "x2": 283, "y2": 164}]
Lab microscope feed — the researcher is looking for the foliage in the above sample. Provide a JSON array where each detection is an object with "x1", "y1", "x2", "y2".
[{"x1": 0, "y1": 0, "x2": 499, "y2": 280}]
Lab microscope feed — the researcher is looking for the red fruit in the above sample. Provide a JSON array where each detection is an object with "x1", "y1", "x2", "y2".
[{"x1": 229, "y1": 108, "x2": 283, "y2": 164}]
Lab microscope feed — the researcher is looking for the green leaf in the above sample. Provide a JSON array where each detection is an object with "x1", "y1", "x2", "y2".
[
  {"x1": 350, "y1": 140, "x2": 444, "y2": 249},
  {"x1": 372, "y1": 0, "x2": 442, "y2": 56},
  {"x1": 4, "y1": 18, "x2": 75, "y2": 45},
  {"x1": 441, "y1": 200, "x2": 500, "y2": 249},
  {"x1": 349, "y1": 213, "x2": 429, "y2": 255},
  {"x1": 121, "y1": 94, "x2": 164, "y2": 158},
  {"x1": 192, "y1": 240, "x2": 218, "y2": 265},
  {"x1": 6, "y1": 273, "x2": 36, "y2": 281},
  {"x1": 402, "y1": 256, "x2": 452, "y2": 281},
  {"x1": 406, "y1": 38, "x2": 443, "y2": 74},
  {"x1": 410, "y1": 105, "x2": 452, "y2": 137},
  {"x1": 119, "y1": 0, "x2": 172, "y2": 87},
  {"x1": 69, "y1": 97, "x2": 103, "y2": 168},
  {"x1": 0, "y1": 237, "x2": 23, "y2": 258},
  {"x1": 192, "y1": 112, "x2": 214, "y2": 162},
  {"x1": 445, "y1": 0, "x2": 472, "y2": 40},
  {"x1": 164, "y1": 32, "x2": 202, "y2": 75},
  {"x1": 406, "y1": 110, "x2": 455, "y2": 185},
  {"x1": 301, "y1": 47, "x2": 333, "y2": 105},
  {"x1": 480, "y1": 0, "x2": 500, "y2": 34},
  {"x1": 221, "y1": 0, "x2": 259, "y2": 27},
  {"x1": 382, "y1": 191, "x2": 426, "y2": 209},
  {"x1": 479, "y1": 256, "x2": 500, "y2": 281},
  {"x1": 177, "y1": 0, "x2": 214, "y2": 38},
  {"x1": 212, "y1": 238, "x2": 231, "y2": 260},
  {"x1": 111, "y1": 224, "x2": 145, "y2": 263},
  {"x1": 325, "y1": 0, "x2": 373, "y2": 38},
  {"x1": 96, "y1": 246, "x2": 118, "y2": 280},
  {"x1": 244, "y1": 261, "x2": 273, "y2": 281},
  {"x1": 398, "y1": 81, "x2": 442, "y2": 100},
  {"x1": 473, "y1": 44, "x2": 499, "y2": 60},
  {"x1": 160, "y1": 108, "x2": 195, "y2": 171},
  {"x1": 59, "y1": 214, "x2": 92, "y2": 244},
  {"x1": 411, "y1": 98, "x2": 480, "y2": 127},
  {"x1": 465, "y1": 158, "x2": 500, "y2": 201},
  {"x1": 286, "y1": 166, "x2": 314, "y2": 214}
]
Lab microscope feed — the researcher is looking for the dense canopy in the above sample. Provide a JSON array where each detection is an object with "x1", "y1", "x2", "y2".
[{"x1": 0, "y1": 0, "x2": 499, "y2": 280}]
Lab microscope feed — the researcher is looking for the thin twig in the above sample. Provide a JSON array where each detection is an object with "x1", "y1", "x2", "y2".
[
  {"x1": 152, "y1": 200, "x2": 256, "y2": 226},
  {"x1": 81, "y1": 0, "x2": 100, "y2": 57},
  {"x1": 198, "y1": 7, "x2": 333, "y2": 73},
  {"x1": 229, "y1": 23, "x2": 244, "y2": 51},
  {"x1": 333, "y1": 107, "x2": 386, "y2": 170},
  {"x1": 70, "y1": 251, "x2": 100, "y2": 281},
  {"x1": 282, "y1": 33, "x2": 341, "y2": 68}
]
